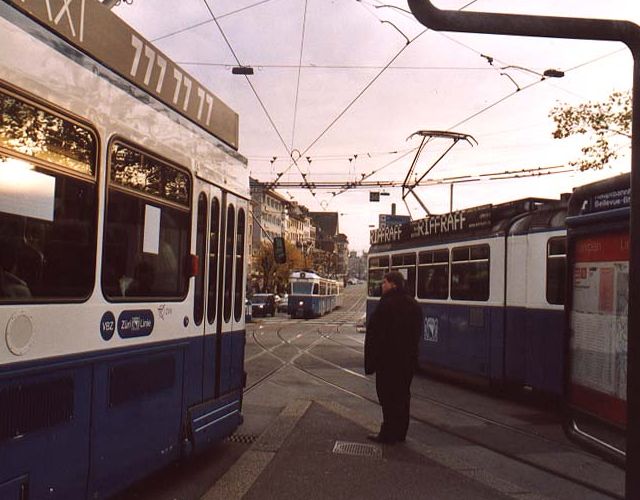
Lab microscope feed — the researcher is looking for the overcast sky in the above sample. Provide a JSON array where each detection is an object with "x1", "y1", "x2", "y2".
[{"x1": 114, "y1": 0, "x2": 637, "y2": 252}]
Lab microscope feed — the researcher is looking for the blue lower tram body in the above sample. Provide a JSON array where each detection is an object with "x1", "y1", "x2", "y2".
[
  {"x1": 289, "y1": 294, "x2": 338, "y2": 318},
  {"x1": 366, "y1": 300, "x2": 564, "y2": 396},
  {"x1": 0, "y1": 331, "x2": 245, "y2": 500}
]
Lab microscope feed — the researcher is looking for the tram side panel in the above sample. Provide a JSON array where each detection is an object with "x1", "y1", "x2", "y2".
[
  {"x1": 505, "y1": 231, "x2": 566, "y2": 396},
  {"x1": 418, "y1": 240, "x2": 505, "y2": 385}
]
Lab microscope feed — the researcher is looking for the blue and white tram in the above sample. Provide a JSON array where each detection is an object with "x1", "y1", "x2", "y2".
[
  {"x1": 0, "y1": 2, "x2": 248, "y2": 499},
  {"x1": 288, "y1": 270, "x2": 342, "y2": 318},
  {"x1": 367, "y1": 197, "x2": 567, "y2": 396}
]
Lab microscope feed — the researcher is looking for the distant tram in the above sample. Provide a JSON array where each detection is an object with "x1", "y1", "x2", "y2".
[
  {"x1": 288, "y1": 270, "x2": 342, "y2": 318},
  {"x1": 367, "y1": 197, "x2": 567, "y2": 396},
  {"x1": 0, "y1": 2, "x2": 248, "y2": 498}
]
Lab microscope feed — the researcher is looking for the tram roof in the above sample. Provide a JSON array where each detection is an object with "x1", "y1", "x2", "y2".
[
  {"x1": 290, "y1": 270, "x2": 336, "y2": 281},
  {"x1": 7, "y1": 0, "x2": 240, "y2": 150}
]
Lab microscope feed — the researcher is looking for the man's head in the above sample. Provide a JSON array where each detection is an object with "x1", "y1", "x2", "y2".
[{"x1": 382, "y1": 270, "x2": 405, "y2": 295}]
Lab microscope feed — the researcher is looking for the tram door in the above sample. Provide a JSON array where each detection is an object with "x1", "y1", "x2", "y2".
[{"x1": 193, "y1": 184, "x2": 246, "y2": 402}]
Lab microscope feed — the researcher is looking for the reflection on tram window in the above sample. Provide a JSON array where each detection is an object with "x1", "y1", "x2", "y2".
[
  {"x1": 110, "y1": 142, "x2": 190, "y2": 207},
  {"x1": 102, "y1": 142, "x2": 190, "y2": 301},
  {"x1": 450, "y1": 244, "x2": 490, "y2": 301},
  {"x1": 0, "y1": 89, "x2": 95, "y2": 176},
  {"x1": 0, "y1": 158, "x2": 97, "y2": 301}
]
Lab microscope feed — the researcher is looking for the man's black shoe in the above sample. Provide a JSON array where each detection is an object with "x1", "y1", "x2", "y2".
[{"x1": 366, "y1": 434, "x2": 396, "y2": 444}]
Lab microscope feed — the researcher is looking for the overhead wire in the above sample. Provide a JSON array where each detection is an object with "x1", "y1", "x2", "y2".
[
  {"x1": 176, "y1": 61, "x2": 495, "y2": 70},
  {"x1": 272, "y1": 22, "x2": 429, "y2": 184},
  {"x1": 199, "y1": 0, "x2": 314, "y2": 193},
  {"x1": 291, "y1": 0, "x2": 310, "y2": 150},
  {"x1": 151, "y1": 0, "x2": 281, "y2": 43}
]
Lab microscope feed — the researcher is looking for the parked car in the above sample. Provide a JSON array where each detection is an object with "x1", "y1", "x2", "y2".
[
  {"x1": 277, "y1": 294, "x2": 289, "y2": 313},
  {"x1": 251, "y1": 293, "x2": 276, "y2": 317}
]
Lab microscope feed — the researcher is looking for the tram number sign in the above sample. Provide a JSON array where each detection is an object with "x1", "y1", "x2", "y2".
[{"x1": 8, "y1": 0, "x2": 239, "y2": 148}]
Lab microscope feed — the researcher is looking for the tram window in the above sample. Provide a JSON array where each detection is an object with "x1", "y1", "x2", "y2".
[
  {"x1": 223, "y1": 205, "x2": 235, "y2": 322},
  {"x1": 0, "y1": 156, "x2": 98, "y2": 302},
  {"x1": 319, "y1": 281, "x2": 327, "y2": 295},
  {"x1": 0, "y1": 89, "x2": 98, "y2": 302},
  {"x1": 546, "y1": 237, "x2": 566, "y2": 305},
  {"x1": 207, "y1": 198, "x2": 220, "y2": 324},
  {"x1": 0, "y1": 89, "x2": 96, "y2": 176},
  {"x1": 418, "y1": 250, "x2": 449, "y2": 300},
  {"x1": 233, "y1": 208, "x2": 245, "y2": 322},
  {"x1": 368, "y1": 255, "x2": 389, "y2": 297},
  {"x1": 313, "y1": 283, "x2": 319, "y2": 295},
  {"x1": 102, "y1": 142, "x2": 190, "y2": 300},
  {"x1": 450, "y1": 244, "x2": 489, "y2": 301},
  {"x1": 194, "y1": 193, "x2": 207, "y2": 325},
  {"x1": 392, "y1": 253, "x2": 416, "y2": 297}
]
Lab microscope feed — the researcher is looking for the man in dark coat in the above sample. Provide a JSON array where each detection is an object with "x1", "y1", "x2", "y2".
[{"x1": 365, "y1": 270, "x2": 423, "y2": 444}]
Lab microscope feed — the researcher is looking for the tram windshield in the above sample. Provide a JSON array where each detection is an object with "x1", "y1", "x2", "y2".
[{"x1": 291, "y1": 281, "x2": 313, "y2": 294}]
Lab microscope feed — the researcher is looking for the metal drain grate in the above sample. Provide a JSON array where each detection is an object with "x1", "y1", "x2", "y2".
[
  {"x1": 332, "y1": 441, "x2": 382, "y2": 458},
  {"x1": 225, "y1": 433, "x2": 258, "y2": 444}
]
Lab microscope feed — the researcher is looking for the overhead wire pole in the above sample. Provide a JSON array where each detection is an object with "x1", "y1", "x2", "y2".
[{"x1": 406, "y1": 1, "x2": 640, "y2": 498}]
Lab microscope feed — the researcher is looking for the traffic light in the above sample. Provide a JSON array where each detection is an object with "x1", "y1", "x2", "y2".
[{"x1": 273, "y1": 236, "x2": 287, "y2": 264}]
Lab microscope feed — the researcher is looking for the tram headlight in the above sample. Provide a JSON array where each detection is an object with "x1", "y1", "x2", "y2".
[{"x1": 298, "y1": 301, "x2": 304, "y2": 306}]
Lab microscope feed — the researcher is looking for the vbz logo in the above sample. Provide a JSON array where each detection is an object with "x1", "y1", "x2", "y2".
[{"x1": 424, "y1": 317, "x2": 438, "y2": 343}]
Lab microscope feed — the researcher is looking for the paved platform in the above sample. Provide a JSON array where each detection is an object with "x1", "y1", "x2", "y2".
[{"x1": 202, "y1": 399, "x2": 557, "y2": 500}]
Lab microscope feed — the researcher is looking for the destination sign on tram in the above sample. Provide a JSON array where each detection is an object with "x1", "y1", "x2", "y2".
[{"x1": 369, "y1": 205, "x2": 492, "y2": 245}]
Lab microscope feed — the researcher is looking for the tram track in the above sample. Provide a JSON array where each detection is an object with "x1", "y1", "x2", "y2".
[{"x1": 247, "y1": 321, "x2": 622, "y2": 499}]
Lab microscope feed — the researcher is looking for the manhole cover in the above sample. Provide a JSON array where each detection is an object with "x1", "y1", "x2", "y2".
[{"x1": 332, "y1": 441, "x2": 382, "y2": 458}]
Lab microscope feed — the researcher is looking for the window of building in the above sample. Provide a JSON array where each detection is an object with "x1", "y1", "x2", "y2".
[
  {"x1": 102, "y1": 141, "x2": 191, "y2": 300},
  {"x1": 546, "y1": 237, "x2": 566, "y2": 305},
  {"x1": 450, "y1": 244, "x2": 489, "y2": 301},
  {"x1": 0, "y1": 88, "x2": 98, "y2": 302},
  {"x1": 417, "y1": 249, "x2": 449, "y2": 300}
]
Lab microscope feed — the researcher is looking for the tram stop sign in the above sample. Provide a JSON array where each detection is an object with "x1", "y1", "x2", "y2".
[{"x1": 273, "y1": 237, "x2": 287, "y2": 264}]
